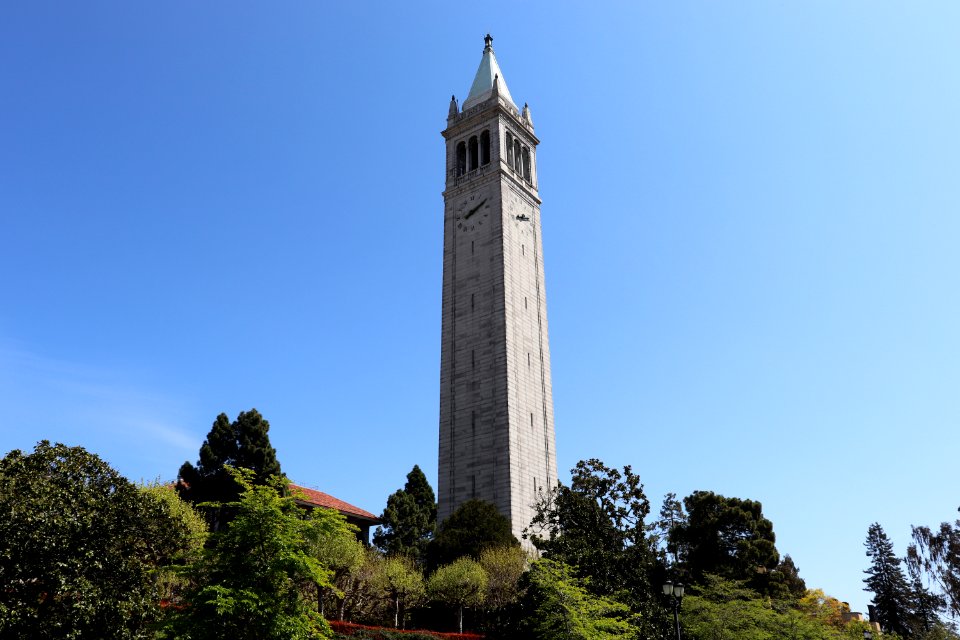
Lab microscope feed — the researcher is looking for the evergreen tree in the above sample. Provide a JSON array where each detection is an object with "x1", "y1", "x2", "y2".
[
  {"x1": 670, "y1": 490, "x2": 780, "y2": 592},
  {"x1": 178, "y1": 409, "x2": 281, "y2": 530},
  {"x1": 428, "y1": 499, "x2": 518, "y2": 569},
  {"x1": 373, "y1": 464, "x2": 437, "y2": 562},
  {"x1": 864, "y1": 522, "x2": 912, "y2": 636}
]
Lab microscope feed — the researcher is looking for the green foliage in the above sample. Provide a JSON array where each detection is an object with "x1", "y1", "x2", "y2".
[
  {"x1": 178, "y1": 409, "x2": 282, "y2": 530},
  {"x1": 528, "y1": 459, "x2": 664, "y2": 636},
  {"x1": 380, "y1": 555, "x2": 426, "y2": 629},
  {"x1": 139, "y1": 482, "x2": 209, "y2": 603},
  {"x1": 909, "y1": 518, "x2": 960, "y2": 619},
  {"x1": 526, "y1": 558, "x2": 636, "y2": 640},
  {"x1": 0, "y1": 441, "x2": 197, "y2": 639},
  {"x1": 682, "y1": 575, "x2": 850, "y2": 640},
  {"x1": 428, "y1": 499, "x2": 518, "y2": 569},
  {"x1": 478, "y1": 545, "x2": 527, "y2": 611},
  {"x1": 671, "y1": 491, "x2": 780, "y2": 591},
  {"x1": 374, "y1": 465, "x2": 437, "y2": 563},
  {"x1": 864, "y1": 522, "x2": 912, "y2": 637},
  {"x1": 309, "y1": 522, "x2": 366, "y2": 619},
  {"x1": 768, "y1": 555, "x2": 808, "y2": 603},
  {"x1": 166, "y1": 468, "x2": 347, "y2": 640},
  {"x1": 427, "y1": 558, "x2": 488, "y2": 633}
]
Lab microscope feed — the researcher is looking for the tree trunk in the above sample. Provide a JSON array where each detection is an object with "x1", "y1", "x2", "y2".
[
  {"x1": 394, "y1": 595, "x2": 400, "y2": 629},
  {"x1": 459, "y1": 605, "x2": 463, "y2": 634}
]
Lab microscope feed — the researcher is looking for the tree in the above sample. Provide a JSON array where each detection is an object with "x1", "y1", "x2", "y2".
[
  {"x1": 525, "y1": 558, "x2": 635, "y2": 640},
  {"x1": 769, "y1": 555, "x2": 808, "y2": 603},
  {"x1": 0, "y1": 441, "x2": 198, "y2": 639},
  {"x1": 670, "y1": 490, "x2": 780, "y2": 591},
  {"x1": 428, "y1": 499, "x2": 518, "y2": 569},
  {"x1": 177, "y1": 409, "x2": 282, "y2": 530},
  {"x1": 479, "y1": 545, "x2": 528, "y2": 611},
  {"x1": 427, "y1": 557, "x2": 488, "y2": 634},
  {"x1": 380, "y1": 555, "x2": 426, "y2": 629},
  {"x1": 909, "y1": 517, "x2": 960, "y2": 619},
  {"x1": 139, "y1": 482, "x2": 209, "y2": 604},
  {"x1": 373, "y1": 465, "x2": 437, "y2": 562},
  {"x1": 682, "y1": 575, "x2": 840, "y2": 640},
  {"x1": 309, "y1": 527, "x2": 365, "y2": 619},
  {"x1": 166, "y1": 468, "x2": 346, "y2": 640},
  {"x1": 864, "y1": 522, "x2": 912, "y2": 637},
  {"x1": 528, "y1": 459, "x2": 664, "y2": 636}
]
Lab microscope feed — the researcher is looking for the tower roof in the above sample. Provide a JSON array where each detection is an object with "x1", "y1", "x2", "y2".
[{"x1": 462, "y1": 34, "x2": 517, "y2": 111}]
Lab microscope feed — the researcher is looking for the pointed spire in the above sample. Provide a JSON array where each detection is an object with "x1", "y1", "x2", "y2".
[
  {"x1": 522, "y1": 102, "x2": 533, "y2": 128},
  {"x1": 449, "y1": 94, "x2": 459, "y2": 118},
  {"x1": 462, "y1": 34, "x2": 517, "y2": 111}
]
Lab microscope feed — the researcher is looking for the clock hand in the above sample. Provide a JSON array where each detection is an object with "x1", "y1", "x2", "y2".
[{"x1": 464, "y1": 199, "x2": 487, "y2": 220}]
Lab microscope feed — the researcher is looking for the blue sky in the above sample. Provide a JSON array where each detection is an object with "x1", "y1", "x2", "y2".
[{"x1": 2, "y1": 1, "x2": 958, "y2": 616}]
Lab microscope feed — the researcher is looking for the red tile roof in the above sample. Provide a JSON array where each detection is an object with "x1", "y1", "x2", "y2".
[{"x1": 289, "y1": 483, "x2": 379, "y2": 523}]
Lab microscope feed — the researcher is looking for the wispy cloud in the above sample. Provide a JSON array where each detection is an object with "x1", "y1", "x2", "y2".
[{"x1": 0, "y1": 341, "x2": 199, "y2": 474}]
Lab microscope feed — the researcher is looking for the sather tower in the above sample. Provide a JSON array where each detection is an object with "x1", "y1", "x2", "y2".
[{"x1": 438, "y1": 35, "x2": 558, "y2": 541}]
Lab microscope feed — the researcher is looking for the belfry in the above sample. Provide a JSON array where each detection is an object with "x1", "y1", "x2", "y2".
[{"x1": 438, "y1": 35, "x2": 558, "y2": 541}]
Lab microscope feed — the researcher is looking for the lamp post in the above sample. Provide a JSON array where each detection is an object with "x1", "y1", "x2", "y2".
[
  {"x1": 863, "y1": 631, "x2": 873, "y2": 640},
  {"x1": 662, "y1": 581, "x2": 684, "y2": 640}
]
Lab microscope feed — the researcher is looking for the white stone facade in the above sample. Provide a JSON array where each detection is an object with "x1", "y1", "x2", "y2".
[{"x1": 438, "y1": 39, "x2": 557, "y2": 543}]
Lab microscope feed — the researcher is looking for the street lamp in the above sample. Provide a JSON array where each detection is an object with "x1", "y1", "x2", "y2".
[
  {"x1": 863, "y1": 631, "x2": 873, "y2": 640},
  {"x1": 662, "y1": 581, "x2": 684, "y2": 640}
]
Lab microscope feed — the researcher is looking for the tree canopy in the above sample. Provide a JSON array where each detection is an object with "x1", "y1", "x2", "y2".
[
  {"x1": 177, "y1": 409, "x2": 282, "y2": 529},
  {"x1": 0, "y1": 441, "x2": 199, "y2": 639},
  {"x1": 528, "y1": 458, "x2": 665, "y2": 637},
  {"x1": 427, "y1": 499, "x2": 518, "y2": 569},
  {"x1": 165, "y1": 468, "x2": 351, "y2": 640},
  {"x1": 670, "y1": 490, "x2": 780, "y2": 591},
  {"x1": 373, "y1": 464, "x2": 437, "y2": 562}
]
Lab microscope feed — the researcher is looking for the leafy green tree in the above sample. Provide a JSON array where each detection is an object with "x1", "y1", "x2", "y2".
[
  {"x1": 864, "y1": 522, "x2": 912, "y2": 637},
  {"x1": 479, "y1": 545, "x2": 528, "y2": 611},
  {"x1": 526, "y1": 558, "x2": 635, "y2": 640},
  {"x1": 167, "y1": 468, "x2": 347, "y2": 640},
  {"x1": 682, "y1": 575, "x2": 839, "y2": 640},
  {"x1": 380, "y1": 555, "x2": 426, "y2": 629},
  {"x1": 428, "y1": 499, "x2": 518, "y2": 569},
  {"x1": 670, "y1": 491, "x2": 780, "y2": 591},
  {"x1": 0, "y1": 441, "x2": 198, "y2": 639},
  {"x1": 528, "y1": 459, "x2": 665, "y2": 637},
  {"x1": 427, "y1": 557, "x2": 488, "y2": 634},
  {"x1": 139, "y1": 482, "x2": 209, "y2": 603},
  {"x1": 177, "y1": 409, "x2": 282, "y2": 530},
  {"x1": 373, "y1": 465, "x2": 437, "y2": 562},
  {"x1": 310, "y1": 527, "x2": 365, "y2": 619}
]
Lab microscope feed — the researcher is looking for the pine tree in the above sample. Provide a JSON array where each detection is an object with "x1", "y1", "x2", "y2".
[
  {"x1": 373, "y1": 465, "x2": 437, "y2": 562},
  {"x1": 177, "y1": 409, "x2": 282, "y2": 530},
  {"x1": 864, "y1": 522, "x2": 912, "y2": 636}
]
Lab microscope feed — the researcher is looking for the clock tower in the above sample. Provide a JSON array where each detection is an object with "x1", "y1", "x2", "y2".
[{"x1": 438, "y1": 35, "x2": 558, "y2": 542}]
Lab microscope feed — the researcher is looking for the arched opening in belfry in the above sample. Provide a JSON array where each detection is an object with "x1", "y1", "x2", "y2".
[
  {"x1": 480, "y1": 130, "x2": 490, "y2": 165},
  {"x1": 522, "y1": 147, "x2": 531, "y2": 182},
  {"x1": 456, "y1": 142, "x2": 467, "y2": 176},
  {"x1": 468, "y1": 136, "x2": 479, "y2": 171},
  {"x1": 506, "y1": 132, "x2": 514, "y2": 166},
  {"x1": 513, "y1": 140, "x2": 522, "y2": 173}
]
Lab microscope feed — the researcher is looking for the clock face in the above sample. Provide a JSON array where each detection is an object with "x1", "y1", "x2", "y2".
[{"x1": 455, "y1": 189, "x2": 491, "y2": 233}]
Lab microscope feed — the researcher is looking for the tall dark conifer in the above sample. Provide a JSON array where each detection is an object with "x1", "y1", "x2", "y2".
[
  {"x1": 864, "y1": 522, "x2": 912, "y2": 636},
  {"x1": 177, "y1": 409, "x2": 281, "y2": 530},
  {"x1": 373, "y1": 465, "x2": 437, "y2": 562}
]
